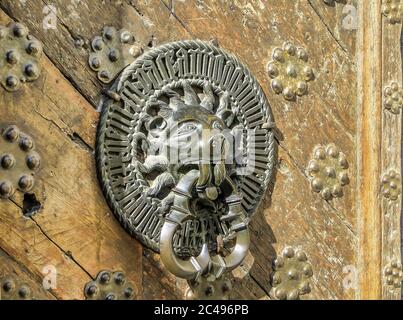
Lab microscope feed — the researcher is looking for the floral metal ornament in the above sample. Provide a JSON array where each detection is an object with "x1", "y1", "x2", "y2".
[
  {"x1": 384, "y1": 82, "x2": 403, "y2": 114},
  {"x1": 84, "y1": 270, "x2": 135, "y2": 300},
  {"x1": 384, "y1": 259, "x2": 403, "y2": 289},
  {"x1": 89, "y1": 26, "x2": 141, "y2": 84},
  {"x1": 381, "y1": 169, "x2": 401, "y2": 201},
  {"x1": 96, "y1": 40, "x2": 276, "y2": 290},
  {"x1": 0, "y1": 125, "x2": 41, "y2": 199},
  {"x1": 185, "y1": 274, "x2": 233, "y2": 300},
  {"x1": 267, "y1": 42, "x2": 314, "y2": 101},
  {"x1": 0, "y1": 276, "x2": 33, "y2": 300},
  {"x1": 307, "y1": 144, "x2": 349, "y2": 200},
  {"x1": 271, "y1": 247, "x2": 313, "y2": 300},
  {"x1": 382, "y1": 0, "x2": 403, "y2": 24},
  {"x1": 0, "y1": 22, "x2": 43, "y2": 92}
]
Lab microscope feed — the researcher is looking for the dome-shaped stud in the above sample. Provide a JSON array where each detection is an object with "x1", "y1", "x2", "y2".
[
  {"x1": 272, "y1": 48, "x2": 284, "y2": 62},
  {"x1": 120, "y1": 30, "x2": 133, "y2": 44},
  {"x1": 99, "y1": 271, "x2": 111, "y2": 284},
  {"x1": 26, "y1": 154, "x2": 41, "y2": 171},
  {"x1": 332, "y1": 184, "x2": 343, "y2": 198},
  {"x1": 299, "y1": 281, "x2": 311, "y2": 294},
  {"x1": 105, "y1": 293, "x2": 116, "y2": 300},
  {"x1": 274, "y1": 257, "x2": 284, "y2": 269},
  {"x1": 26, "y1": 41, "x2": 42, "y2": 56},
  {"x1": 1, "y1": 154, "x2": 15, "y2": 169},
  {"x1": 303, "y1": 66, "x2": 314, "y2": 81},
  {"x1": 339, "y1": 172, "x2": 350, "y2": 186},
  {"x1": 2, "y1": 279, "x2": 15, "y2": 293},
  {"x1": 267, "y1": 63, "x2": 278, "y2": 78},
  {"x1": 0, "y1": 181, "x2": 14, "y2": 198},
  {"x1": 5, "y1": 75, "x2": 19, "y2": 89},
  {"x1": 185, "y1": 289, "x2": 194, "y2": 300},
  {"x1": 19, "y1": 136, "x2": 34, "y2": 151},
  {"x1": 92, "y1": 37, "x2": 104, "y2": 51},
  {"x1": 103, "y1": 27, "x2": 115, "y2": 41},
  {"x1": 12, "y1": 23, "x2": 28, "y2": 38},
  {"x1": 283, "y1": 247, "x2": 295, "y2": 258},
  {"x1": 311, "y1": 178, "x2": 324, "y2": 193},
  {"x1": 287, "y1": 289, "x2": 299, "y2": 300},
  {"x1": 283, "y1": 87, "x2": 296, "y2": 101},
  {"x1": 271, "y1": 79, "x2": 283, "y2": 94},
  {"x1": 287, "y1": 268, "x2": 298, "y2": 280},
  {"x1": 303, "y1": 264, "x2": 313, "y2": 277},
  {"x1": 327, "y1": 145, "x2": 339, "y2": 158},
  {"x1": 296, "y1": 81, "x2": 308, "y2": 96},
  {"x1": 24, "y1": 63, "x2": 40, "y2": 79},
  {"x1": 114, "y1": 272, "x2": 125, "y2": 285},
  {"x1": 296, "y1": 251, "x2": 307, "y2": 262},
  {"x1": 18, "y1": 175, "x2": 34, "y2": 191},
  {"x1": 6, "y1": 50, "x2": 19, "y2": 65},
  {"x1": 99, "y1": 70, "x2": 110, "y2": 82},
  {"x1": 205, "y1": 285, "x2": 214, "y2": 297},
  {"x1": 272, "y1": 273, "x2": 282, "y2": 286},
  {"x1": 307, "y1": 160, "x2": 320, "y2": 174},
  {"x1": 222, "y1": 280, "x2": 232, "y2": 293},
  {"x1": 90, "y1": 57, "x2": 101, "y2": 70},
  {"x1": 286, "y1": 64, "x2": 298, "y2": 78},
  {"x1": 314, "y1": 147, "x2": 326, "y2": 160},
  {"x1": 4, "y1": 126, "x2": 20, "y2": 142},
  {"x1": 18, "y1": 286, "x2": 30, "y2": 299},
  {"x1": 325, "y1": 167, "x2": 336, "y2": 178},
  {"x1": 297, "y1": 48, "x2": 308, "y2": 62},
  {"x1": 321, "y1": 188, "x2": 332, "y2": 201},
  {"x1": 124, "y1": 287, "x2": 134, "y2": 299},
  {"x1": 284, "y1": 42, "x2": 296, "y2": 56},
  {"x1": 274, "y1": 287, "x2": 287, "y2": 300},
  {"x1": 86, "y1": 284, "x2": 98, "y2": 296},
  {"x1": 109, "y1": 49, "x2": 120, "y2": 62}
]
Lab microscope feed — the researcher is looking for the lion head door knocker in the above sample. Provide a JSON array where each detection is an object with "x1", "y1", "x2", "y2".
[{"x1": 96, "y1": 40, "x2": 277, "y2": 299}]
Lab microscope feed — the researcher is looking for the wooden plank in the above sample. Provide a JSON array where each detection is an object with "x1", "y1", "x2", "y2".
[
  {"x1": 307, "y1": 0, "x2": 358, "y2": 56},
  {"x1": 0, "y1": 248, "x2": 55, "y2": 300},
  {"x1": 356, "y1": 0, "x2": 383, "y2": 300},
  {"x1": 0, "y1": 10, "x2": 143, "y2": 300},
  {"x1": 381, "y1": 12, "x2": 403, "y2": 299}
]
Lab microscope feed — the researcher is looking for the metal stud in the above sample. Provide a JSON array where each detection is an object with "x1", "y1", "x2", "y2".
[
  {"x1": 381, "y1": 169, "x2": 401, "y2": 201},
  {"x1": 0, "y1": 125, "x2": 41, "y2": 199},
  {"x1": 89, "y1": 27, "x2": 140, "y2": 84},
  {"x1": 185, "y1": 274, "x2": 233, "y2": 300},
  {"x1": 0, "y1": 277, "x2": 33, "y2": 300},
  {"x1": 307, "y1": 144, "x2": 350, "y2": 200},
  {"x1": 0, "y1": 22, "x2": 42, "y2": 92},
  {"x1": 267, "y1": 42, "x2": 314, "y2": 101},
  {"x1": 84, "y1": 270, "x2": 135, "y2": 300},
  {"x1": 384, "y1": 82, "x2": 403, "y2": 114},
  {"x1": 271, "y1": 247, "x2": 313, "y2": 300},
  {"x1": 384, "y1": 259, "x2": 403, "y2": 289},
  {"x1": 382, "y1": 0, "x2": 403, "y2": 24}
]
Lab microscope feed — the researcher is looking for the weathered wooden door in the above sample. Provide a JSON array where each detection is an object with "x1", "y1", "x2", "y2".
[{"x1": 0, "y1": 0, "x2": 401, "y2": 300}]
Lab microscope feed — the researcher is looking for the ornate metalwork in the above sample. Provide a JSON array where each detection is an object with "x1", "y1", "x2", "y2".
[
  {"x1": 0, "y1": 276, "x2": 33, "y2": 300},
  {"x1": 381, "y1": 169, "x2": 401, "y2": 201},
  {"x1": 384, "y1": 82, "x2": 403, "y2": 114},
  {"x1": 307, "y1": 144, "x2": 349, "y2": 200},
  {"x1": 271, "y1": 247, "x2": 313, "y2": 300},
  {"x1": 84, "y1": 270, "x2": 135, "y2": 300},
  {"x1": 185, "y1": 274, "x2": 232, "y2": 300},
  {"x1": 0, "y1": 125, "x2": 41, "y2": 199},
  {"x1": 89, "y1": 26, "x2": 141, "y2": 84},
  {"x1": 382, "y1": 0, "x2": 403, "y2": 24},
  {"x1": 384, "y1": 258, "x2": 403, "y2": 289},
  {"x1": 0, "y1": 22, "x2": 43, "y2": 92},
  {"x1": 267, "y1": 42, "x2": 314, "y2": 101},
  {"x1": 96, "y1": 40, "x2": 276, "y2": 284}
]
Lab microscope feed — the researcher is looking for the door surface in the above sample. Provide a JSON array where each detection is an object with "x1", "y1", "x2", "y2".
[{"x1": 0, "y1": 0, "x2": 401, "y2": 300}]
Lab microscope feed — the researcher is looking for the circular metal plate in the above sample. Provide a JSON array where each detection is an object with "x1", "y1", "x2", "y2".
[{"x1": 96, "y1": 40, "x2": 276, "y2": 252}]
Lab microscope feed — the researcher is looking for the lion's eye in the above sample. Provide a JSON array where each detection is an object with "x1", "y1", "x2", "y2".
[{"x1": 178, "y1": 123, "x2": 197, "y2": 135}]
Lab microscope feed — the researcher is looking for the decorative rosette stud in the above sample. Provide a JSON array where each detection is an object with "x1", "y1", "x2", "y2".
[
  {"x1": 267, "y1": 42, "x2": 314, "y2": 101},
  {"x1": 381, "y1": 169, "x2": 401, "y2": 201},
  {"x1": 384, "y1": 82, "x2": 403, "y2": 114}
]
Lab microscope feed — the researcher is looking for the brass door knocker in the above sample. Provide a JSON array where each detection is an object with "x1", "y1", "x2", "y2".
[{"x1": 96, "y1": 40, "x2": 276, "y2": 299}]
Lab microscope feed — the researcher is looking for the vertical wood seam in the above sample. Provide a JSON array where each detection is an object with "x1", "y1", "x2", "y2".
[{"x1": 356, "y1": 0, "x2": 383, "y2": 299}]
